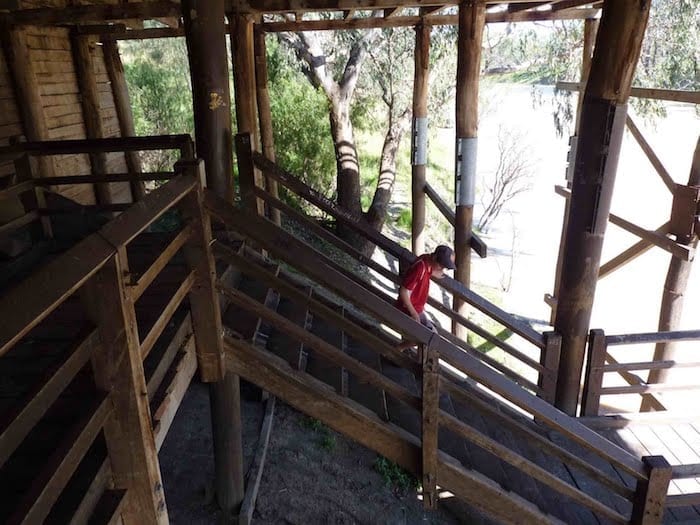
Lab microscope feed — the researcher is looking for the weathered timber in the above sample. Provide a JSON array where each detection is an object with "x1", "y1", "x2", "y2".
[
  {"x1": 178, "y1": 176, "x2": 225, "y2": 381},
  {"x1": 250, "y1": 152, "x2": 542, "y2": 346},
  {"x1": 32, "y1": 172, "x2": 176, "y2": 186},
  {"x1": 580, "y1": 329, "x2": 606, "y2": 417},
  {"x1": 625, "y1": 115, "x2": 675, "y2": 193},
  {"x1": 553, "y1": 0, "x2": 652, "y2": 415},
  {"x1": 606, "y1": 330, "x2": 700, "y2": 346},
  {"x1": 557, "y1": 81, "x2": 700, "y2": 105},
  {"x1": 182, "y1": 0, "x2": 234, "y2": 202},
  {"x1": 599, "y1": 223, "x2": 669, "y2": 279},
  {"x1": 411, "y1": 16, "x2": 429, "y2": 255},
  {"x1": 644, "y1": 140, "x2": 700, "y2": 409},
  {"x1": 421, "y1": 341, "x2": 439, "y2": 509},
  {"x1": 253, "y1": 27, "x2": 281, "y2": 225},
  {"x1": 102, "y1": 39, "x2": 145, "y2": 200},
  {"x1": 258, "y1": 8, "x2": 600, "y2": 31},
  {"x1": 0, "y1": 135, "x2": 193, "y2": 157},
  {"x1": 539, "y1": 331, "x2": 561, "y2": 404},
  {"x1": 71, "y1": 32, "x2": 113, "y2": 205},
  {"x1": 0, "y1": 328, "x2": 97, "y2": 469},
  {"x1": 2, "y1": 2, "x2": 181, "y2": 25},
  {"x1": 204, "y1": 192, "x2": 646, "y2": 480},
  {"x1": 147, "y1": 315, "x2": 193, "y2": 402},
  {"x1": 631, "y1": 456, "x2": 672, "y2": 525},
  {"x1": 453, "y1": 0, "x2": 484, "y2": 340},
  {"x1": 82, "y1": 255, "x2": 168, "y2": 525}
]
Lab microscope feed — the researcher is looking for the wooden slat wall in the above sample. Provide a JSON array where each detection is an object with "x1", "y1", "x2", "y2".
[
  {"x1": 0, "y1": 46, "x2": 22, "y2": 190},
  {"x1": 92, "y1": 39, "x2": 131, "y2": 204},
  {"x1": 25, "y1": 25, "x2": 95, "y2": 205}
]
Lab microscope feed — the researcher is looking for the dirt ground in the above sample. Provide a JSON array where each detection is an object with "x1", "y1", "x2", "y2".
[{"x1": 159, "y1": 381, "x2": 477, "y2": 524}]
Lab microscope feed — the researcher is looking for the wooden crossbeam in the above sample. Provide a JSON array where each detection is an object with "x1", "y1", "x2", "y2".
[
  {"x1": 599, "y1": 223, "x2": 670, "y2": 279},
  {"x1": 557, "y1": 81, "x2": 700, "y2": 105},
  {"x1": 508, "y1": 2, "x2": 549, "y2": 13},
  {"x1": 383, "y1": 7, "x2": 401, "y2": 17},
  {"x1": 1, "y1": 1, "x2": 181, "y2": 25},
  {"x1": 551, "y1": 0, "x2": 600, "y2": 11}
]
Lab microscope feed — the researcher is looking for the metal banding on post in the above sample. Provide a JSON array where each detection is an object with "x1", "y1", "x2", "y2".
[
  {"x1": 412, "y1": 117, "x2": 428, "y2": 166},
  {"x1": 455, "y1": 137, "x2": 477, "y2": 206}
]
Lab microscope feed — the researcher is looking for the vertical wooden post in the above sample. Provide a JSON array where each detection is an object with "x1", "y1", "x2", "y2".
[
  {"x1": 538, "y1": 331, "x2": 561, "y2": 404},
  {"x1": 631, "y1": 456, "x2": 672, "y2": 525},
  {"x1": 102, "y1": 38, "x2": 146, "y2": 201},
  {"x1": 176, "y1": 163, "x2": 225, "y2": 382},
  {"x1": 421, "y1": 339, "x2": 439, "y2": 510},
  {"x1": 411, "y1": 16, "x2": 431, "y2": 256},
  {"x1": 254, "y1": 26, "x2": 281, "y2": 225},
  {"x1": 0, "y1": 25, "x2": 56, "y2": 183},
  {"x1": 71, "y1": 32, "x2": 114, "y2": 205},
  {"x1": 553, "y1": 0, "x2": 651, "y2": 415},
  {"x1": 182, "y1": 0, "x2": 234, "y2": 202},
  {"x1": 235, "y1": 133, "x2": 256, "y2": 211},
  {"x1": 82, "y1": 252, "x2": 168, "y2": 525},
  {"x1": 549, "y1": 17, "x2": 599, "y2": 324},
  {"x1": 644, "y1": 139, "x2": 700, "y2": 410},
  {"x1": 229, "y1": 12, "x2": 265, "y2": 215},
  {"x1": 580, "y1": 329, "x2": 606, "y2": 417},
  {"x1": 13, "y1": 153, "x2": 52, "y2": 239},
  {"x1": 453, "y1": 0, "x2": 485, "y2": 340}
]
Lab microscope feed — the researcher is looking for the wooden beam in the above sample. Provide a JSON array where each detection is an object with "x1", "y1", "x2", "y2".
[
  {"x1": 625, "y1": 115, "x2": 675, "y2": 192},
  {"x1": 383, "y1": 7, "x2": 401, "y2": 17},
  {"x1": 83, "y1": 255, "x2": 169, "y2": 525},
  {"x1": 557, "y1": 81, "x2": 700, "y2": 105},
  {"x1": 72, "y1": 32, "x2": 113, "y2": 205},
  {"x1": 411, "y1": 18, "x2": 430, "y2": 255},
  {"x1": 508, "y1": 1, "x2": 549, "y2": 12},
  {"x1": 102, "y1": 39, "x2": 146, "y2": 201},
  {"x1": 599, "y1": 223, "x2": 668, "y2": 279},
  {"x1": 608, "y1": 213, "x2": 693, "y2": 261},
  {"x1": 421, "y1": 342, "x2": 439, "y2": 510},
  {"x1": 631, "y1": 456, "x2": 672, "y2": 524},
  {"x1": 183, "y1": 0, "x2": 234, "y2": 202},
  {"x1": 2, "y1": 1, "x2": 181, "y2": 25}
]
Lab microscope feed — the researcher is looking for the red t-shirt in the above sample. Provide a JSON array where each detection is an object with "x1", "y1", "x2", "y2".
[{"x1": 396, "y1": 255, "x2": 432, "y2": 315}]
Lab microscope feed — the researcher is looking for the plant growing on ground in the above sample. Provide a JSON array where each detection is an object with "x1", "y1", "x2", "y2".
[
  {"x1": 373, "y1": 456, "x2": 419, "y2": 493},
  {"x1": 301, "y1": 416, "x2": 336, "y2": 451}
]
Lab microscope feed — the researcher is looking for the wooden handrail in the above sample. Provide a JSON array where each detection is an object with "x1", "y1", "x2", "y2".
[
  {"x1": 606, "y1": 329, "x2": 700, "y2": 346},
  {"x1": 0, "y1": 174, "x2": 197, "y2": 357},
  {"x1": 423, "y1": 181, "x2": 487, "y2": 258},
  {"x1": 204, "y1": 191, "x2": 647, "y2": 481},
  {"x1": 251, "y1": 152, "x2": 545, "y2": 348}
]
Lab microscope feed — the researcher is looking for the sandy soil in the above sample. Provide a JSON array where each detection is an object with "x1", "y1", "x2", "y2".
[{"x1": 160, "y1": 381, "x2": 474, "y2": 525}]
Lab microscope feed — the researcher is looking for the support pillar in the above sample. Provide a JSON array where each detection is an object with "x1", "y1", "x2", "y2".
[
  {"x1": 453, "y1": 0, "x2": 485, "y2": 340},
  {"x1": 411, "y1": 16, "x2": 430, "y2": 256},
  {"x1": 72, "y1": 32, "x2": 113, "y2": 205},
  {"x1": 182, "y1": 0, "x2": 234, "y2": 202},
  {"x1": 553, "y1": 0, "x2": 651, "y2": 415},
  {"x1": 254, "y1": 26, "x2": 281, "y2": 225},
  {"x1": 229, "y1": 12, "x2": 264, "y2": 215},
  {"x1": 643, "y1": 139, "x2": 700, "y2": 409},
  {"x1": 182, "y1": 1, "x2": 244, "y2": 518},
  {"x1": 102, "y1": 38, "x2": 146, "y2": 201}
]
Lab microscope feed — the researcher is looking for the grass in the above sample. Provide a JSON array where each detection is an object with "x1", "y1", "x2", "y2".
[
  {"x1": 301, "y1": 416, "x2": 337, "y2": 451},
  {"x1": 373, "y1": 456, "x2": 419, "y2": 493}
]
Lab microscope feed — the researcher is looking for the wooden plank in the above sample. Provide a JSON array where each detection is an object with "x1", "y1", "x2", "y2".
[
  {"x1": 128, "y1": 223, "x2": 194, "y2": 301},
  {"x1": 237, "y1": 396, "x2": 275, "y2": 525},
  {"x1": 626, "y1": 115, "x2": 675, "y2": 192},
  {"x1": 7, "y1": 394, "x2": 111, "y2": 525},
  {"x1": 606, "y1": 329, "x2": 700, "y2": 346},
  {"x1": 153, "y1": 337, "x2": 197, "y2": 450},
  {"x1": 6, "y1": 2, "x2": 182, "y2": 25},
  {"x1": 33, "y1": 172, "x2": 176, "y2": 187},
  {"x1": 247, "y1": 157, "x2": 543, "y2": 347},
  {"x1": 421, "y1": 342, "x2": 439, "y2": 510},
  {"x1": 67, "y1": 459, "x2": 110, "y2": 525},
  {"x1": 599, "y1": 223, "x2": 669, "y2": 279},
  {"x1": 83, "y1": 255, "x2": 168, "y2": 524},
  {"x1": 557, "y1": 81, "x2": 700, "y2": 105},
  {"x1": 0, "y1": 210, "x2": 38, "y2": 235},
  {"x1": 140, "y1": 271, "x2": 195, "y2": 360},
  {"x1": 147, "y1": 315, "x2": 192, "y2": 401},
  {"x1": 205, "y1": 191, "x2": 646, "y2": 480},
  {"x1": 608, "y1": 213, "x2": 693, "y2": 261},
  {"x1": 0, "y1": 328, "x2": 97, "y2": 469},
  {"x1": 631, "y1": 456, "x2": 673, "y2": 524}
]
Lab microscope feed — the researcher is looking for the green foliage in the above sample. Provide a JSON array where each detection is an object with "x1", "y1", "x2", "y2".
[
  {"x1": 396, "y1": 208, "x2": 412, "y2": 230},
  {"x1": 121, "y1": 38, "x2": 195, "y2": 171},
  {"x1": 373, "y1": 456, "x2": 419, "y2": 493},
  {"x1": 267, "y1": 38, "x2": 337, "y2": 208},
  {"x1": 301, "y1": 416, "x2": 336, "y2": 451}
]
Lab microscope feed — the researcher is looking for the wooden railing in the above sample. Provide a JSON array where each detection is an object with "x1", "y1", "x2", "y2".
[
  {"x1": 206, "y1": 145, "x2": 674, "y2": 522},
  {"x1": 0, "y1": 153, "x2": 221, "y2": 524},
  {"x1": 581, "y1": 328, "x2": 700, "y2": 417},
  {"x1": 0, "y1": 135, "x2": 195, "y2": 247},
  {"x1": 241, "y1": 142, "x2": 559, "y2": 403}
]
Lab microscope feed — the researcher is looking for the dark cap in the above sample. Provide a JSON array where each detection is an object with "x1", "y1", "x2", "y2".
[{"x1": 433, "y1": 245, "x2": 455, "y2": 270}]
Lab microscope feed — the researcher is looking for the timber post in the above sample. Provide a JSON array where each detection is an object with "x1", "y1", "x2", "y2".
[
  {"x1": 229, "y1": 11, "x2": 265, "y2": 216},
  {"x1": 421, "y1": 337, "x2": 440, "y2": 510},
  {"x1": 235, "y1": 133, "x2": 256, "y2": 212},
  {"x1": 82, "y1": 253, "x2": 169, "y2": 525},
  {"x1": 102, "y1": 38, "x2": 146, "y2": 201},
  {"x1": 580, "y1": 329, "x2": 606, "y2": 417},
  {"x1": 71, "y1": 31, "x2": 113, "y2": 205},
  {"x1": 182, "y1": 0, "x2": 234, "y2": 202},
  {"x1": 254, "y1": 25, "x2": 281, "y2": 225},
  {"x1": 411, "y1": 15, "x2": 430, "y2": 256},
  {"x1": 182, "y1": 1, "x2": 245, "y2": 518},
  {"x1": 631, "y1": 456, "x2": 672, "y2": 525},
  {"x1": 644, "y1": 139, "x2": 700, "y2": 410},
  {"x1": 553, "y1": 0, "x2": 651, "y2": 415},
  {"x1": 539, "y1": 331, "x2": 561, "y2": 404},
  {"x1": 453, "y1": 0, "x2": 485, "y2": 340}
]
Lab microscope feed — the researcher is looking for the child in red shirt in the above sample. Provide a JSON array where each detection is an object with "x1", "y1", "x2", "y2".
[{"x1": 396, "y1": 245, "x2": 455, "y2": 350}]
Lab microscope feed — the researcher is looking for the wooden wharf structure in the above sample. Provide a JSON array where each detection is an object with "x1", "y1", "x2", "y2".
[{"x1": 0, "y1": 1, "x2": 698, "y2": 524}]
